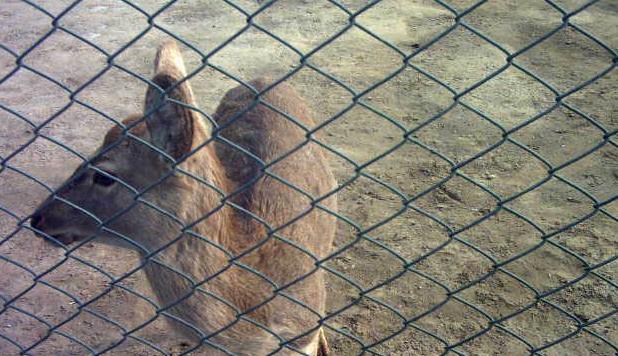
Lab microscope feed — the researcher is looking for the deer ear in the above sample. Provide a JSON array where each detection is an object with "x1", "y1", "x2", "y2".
[{"x1": 144, "y1": 41, "x2": 198, "y2": 159}]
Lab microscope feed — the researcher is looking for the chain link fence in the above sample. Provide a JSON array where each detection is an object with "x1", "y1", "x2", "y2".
[{"x1": 0, "y1": 0, "x2": 616, "y2": 355}]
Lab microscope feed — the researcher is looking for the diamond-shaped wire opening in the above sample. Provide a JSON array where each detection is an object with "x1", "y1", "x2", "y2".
[
  {"x1": 361, "y1": 66, "x2": 454, "y2": 127},
  {"x1": 2, "y1": 134, "x2": 84, "y2": 183},
  {"x1": 0, "y1": 46, "x2": 17, "y2": 81},
  {"x1": 0, "y1": 68, "x2": 71, "y2": 126},
  {"x1": 461, "y1": 65, "x2": 556, "y2": 131},
  {"x1": 457, "y1": 269, "x2": 538, "y2": 321},
  {"x1": 413, "y1": 105, "x2": 504, "y2": 164},
  {"x1": 207, "y1": 25, "x2": 302, "y2": 83},
  {"x1": 569, "y1": 1, "x2": 618, "y2": 50},
  {"x1": 563, "y1": 69, "x2": 618, "y2": 133},
  {"x1": 362, "y1": 139, "x2": 452, "y2": 196},
  {"x1": 11, "y1": 255, "x2": 164, "y2": 353},
  {"x1": 308, "y1": 26, "x2": 404, "y2": 92},
  {"x1": 59, "y1": 0, "x2": 155, "y2": 54},
  {"x1": 0, "y1": 308, "x2": 55, "y2": 352},
  {"x1": 54, "y1": 309, "x2": 129, "y2": 353},
  {"x1": 542, "y1": 328, "x2": 618, "y2": 356},
  {"x1": 517, "y1": 26, "x2": 615, "y2": 92},
  {"x1": 21, "y1": 27, "x2": 110, "y2": 91},
  {"x1": 506, "y1": 177, "x2": 597, "y2": 234},
  {"x1": 369, "y1": 322, "x2": 451, "y2": 354},
  {"x1": 413, "y1": 239, "x2": 495, "y2": 291},
  {"x1": 324, "y1": 234, "x2": 407, "y2": 293},
  {"x1": 361, "y1": 207, "x2": 451, "y2": 262},
  {"x1": 456, "y1": 209, "x2": 545, "y2": 262},
  {"x1": 504, "y1": 241, "x2": 588, "y2": 293},
  {"x1": 0, "y1": 256, "x2": 36, "y2": 307},
  {"x1": 58, "y1": 0, "x2": 149, "y2": 53},
  {"x1": 157, "y1": 0, "x2": 248, "y2": 42},
  {"x1": 334, "y1": 176, "x2": 404, "y2": 230},
  {"x1": 413, "y1": 175, "x2": 498, "y2": 230},
  {"x1": 511, "y1": 106, "x2": 606, "y2": 167},
  {"x1": 462, "y1": 0, "x2": 564, "y2": 51},
  {"x1": 325, "y1": 296, "x2": 407, "y2": 353},
  {"x1": 0, "y1": 1, "x2": 54, "y2": 54},
  {"x1": 545, "y1": 273, "x2": 617, "y2": 326},
  {"x1": 11, "y1": 281, "x2": 84, "y2": 337},
  {"x1": 355, "y1": 0, "x2": 456, "y2": 54},
  {"x1": 552, "y1": 212, "x2": 618, "y2": 265},
  {"x1": 27, "y1": 330, "x2": 100, "y2": 355},
  {"x1": 411, "y1": 25, "x2": 506, "y2": 92},
  {"x1": 559, "y1": 142, "x2": 618, "y2": 203},
  {"x1": 318, "y1": 107, "x2": 405, "y2": 163},
  {"x1": 278, "y1": 65, "x2": 356, "y2": 124},
  {"x1": 34, "y1": 107, "x2": 119, "y2": 159},
  {"x1": 579, "y1": 311, "x2": 618, "y2": 353},
  {"x1": 502, "y1": 300, "x2": 581, "y2": 353},
  {"x1": 0, "y1": 168, "x2": 51, "y2": 224},
  {"x1": 253, "y1": 0, "x2": 349, "y2": 53},
  {"x1": 36, "y1": 258, "x2": 113, "y2": 306},
  {"x1": 366, "y1": 269, "x2": 449, "y2": 320},
  {"x1": 459, "y1": 325, "x2": 533, "y2": 355},
  {"x1": 459, "y1": 140, "x2": 550, "y2": 198},
  {"x1": 70, "y1": 65, "x2": 146, "y2": 119},
  {"x1": 413, "y1": 297, "x2": 492, "y2": 351}
]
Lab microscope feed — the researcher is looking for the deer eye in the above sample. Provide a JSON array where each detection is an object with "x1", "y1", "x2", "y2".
[{"x1": 93, "y1": 171, "x2": 116, "y2": 187}]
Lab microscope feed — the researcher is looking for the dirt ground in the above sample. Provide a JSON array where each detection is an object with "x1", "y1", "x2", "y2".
[{"x1": 0, "y1": 0, "x2": 616, "y2": 355}]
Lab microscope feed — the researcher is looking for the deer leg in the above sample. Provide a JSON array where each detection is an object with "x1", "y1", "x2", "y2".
[{"x1": 317, "y1": 328, "x2": 330, "y2": 356}]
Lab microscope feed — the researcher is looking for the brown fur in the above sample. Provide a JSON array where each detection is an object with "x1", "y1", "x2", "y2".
[{"x1": 31, "y1": 41, "x2": 336, "y2": 355}]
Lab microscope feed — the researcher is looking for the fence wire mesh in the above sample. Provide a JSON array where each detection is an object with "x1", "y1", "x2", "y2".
[{"x1": 0, "y1": 0, "x2": 616, "y2": 355}]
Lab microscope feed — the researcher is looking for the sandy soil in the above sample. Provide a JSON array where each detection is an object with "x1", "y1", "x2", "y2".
[{"x1": 0, "y1": 0, "x2": 616, "y2": 355}]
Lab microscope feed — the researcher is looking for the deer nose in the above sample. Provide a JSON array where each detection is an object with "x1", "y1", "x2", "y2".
[{"x1": 30, "y1": 213, "x2": 44, "y2": 230}]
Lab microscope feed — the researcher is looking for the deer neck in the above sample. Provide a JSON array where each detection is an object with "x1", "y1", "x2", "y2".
[{"x1": 141, "y1": 141, "x2": 247, "y2": 338}]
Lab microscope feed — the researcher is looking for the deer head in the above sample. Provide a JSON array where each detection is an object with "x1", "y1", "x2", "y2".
[{"x1": 30, "y1": 41, "x2": 218, "y2": 253}]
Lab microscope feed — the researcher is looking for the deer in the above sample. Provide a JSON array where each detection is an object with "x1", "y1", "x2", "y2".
[{"x1": 30, "y1": 41, "x2": 337, "y2": 355}]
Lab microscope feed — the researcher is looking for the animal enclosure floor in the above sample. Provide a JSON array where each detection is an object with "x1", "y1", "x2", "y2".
[{"x1": 0, "y1": 0, "x2": 617, "y2": 355}]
